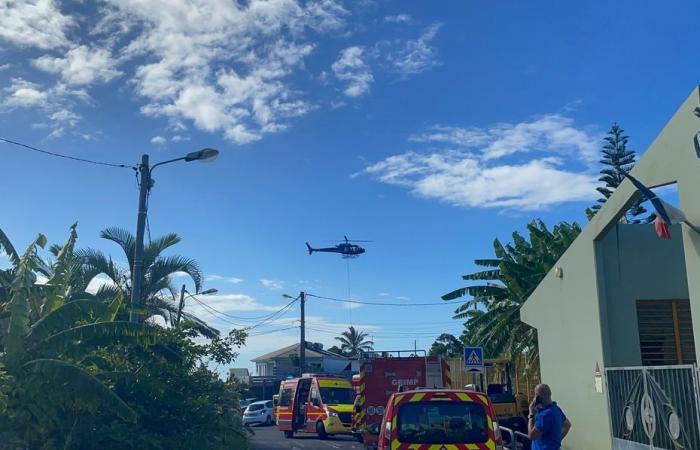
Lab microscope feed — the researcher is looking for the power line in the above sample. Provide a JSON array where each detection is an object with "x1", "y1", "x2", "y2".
[
  {"x1": 304, "y1": 324, "x2": 448, "y2": 336},
  {"x1": 189, "y1": 296, "x2": 249, "y2": 327},
  {"x1": 188, "y1": 294, "x2": 296, "y2": 323},
  {"x1": 304, "y1": 326, "x2": 443, "y2": 338},
  {"x1": 249, "y1": 326, "x2": 299, "y2": 337},
  {"x1": 0, "y1": 137, "x2": 136, "y2": 169},
  {"x1": 247, "y1": 298, "x2": 299, "y2": 330},
  {"x1": 305, "y1": 293, "x2": 461, "y2": 307}
]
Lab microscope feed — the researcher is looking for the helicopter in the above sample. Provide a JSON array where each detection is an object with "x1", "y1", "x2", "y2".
[{"x1": 305, "y1": 236, "x2": 369, "y2": 258}]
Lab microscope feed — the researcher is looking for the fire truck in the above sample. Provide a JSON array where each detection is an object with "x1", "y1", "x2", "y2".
[{"x1": 352, "y1": 351, "x2": 451, "y2": 449}]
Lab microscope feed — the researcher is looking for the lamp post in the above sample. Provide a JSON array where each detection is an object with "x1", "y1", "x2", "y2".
[
  {"x1": 129, "y1": 148, "x2": 219, "y2": 323},
  {"x1": 176, "y1": 286, "x2": 218, "y2": 325}
]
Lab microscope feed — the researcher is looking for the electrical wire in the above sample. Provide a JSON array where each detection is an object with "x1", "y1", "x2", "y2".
[
  {"x1": 189, "y1": 296, "x2": 249, "y2": 327},
  {"x1": 187, "y1": 294, "x2": 295, "y2": 322},
  {"x1": 246, "y1": 298, "x2": 299, "y2": 330},
  {"x1": 304, "y1": 326, "x2": 444, "y2": 338},
  {"x1": 306, "y1": 293, "x2": 461, "y2": 306},
  {"x1": 0, "y1": 136, "x2": 136, "y2": 169},
  {"x1": 188, "y1": 294, "x2": 299, "y2": 330},
  {"x1": 249, "y1": 326, "x2": 299, "y2": 337}
]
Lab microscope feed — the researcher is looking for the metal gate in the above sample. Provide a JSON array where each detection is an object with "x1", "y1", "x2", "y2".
[{"x1": 606, "y1": 365, "x2": 700, "y2": 450}]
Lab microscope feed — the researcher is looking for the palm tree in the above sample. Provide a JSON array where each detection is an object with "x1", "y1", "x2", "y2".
[
  {"x1": 76, "y1": 227, "x2": 203, "y2": 325},
  {"x1": 335, "y1": 326, "x2": 374, "y2": 356},
  {"x1": 442, "y1": 220, "x2": 580, "y2": 373}
]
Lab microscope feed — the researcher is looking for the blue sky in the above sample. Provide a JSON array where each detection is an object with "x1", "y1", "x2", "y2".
[{"x1": 1, "y1": 0, "x2": 700, "y2": 374}]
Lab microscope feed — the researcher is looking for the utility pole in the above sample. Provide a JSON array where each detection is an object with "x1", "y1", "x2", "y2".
[
  {"x1": 299, "y1": 291, "x2": 306, "y2": 376},
  {"x1": 176, "y1": 284, "x2": 186, "y2": 324},
  {"x1": 130, "y1": 154, "x2": 150, "y2": 323}
]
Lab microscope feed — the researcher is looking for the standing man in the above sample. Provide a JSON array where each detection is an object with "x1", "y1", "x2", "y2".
[{"x1": 527, "y1": 384, "x2": 572, "y2": 450}]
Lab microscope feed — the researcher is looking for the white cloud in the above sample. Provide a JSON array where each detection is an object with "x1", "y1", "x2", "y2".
[
  {"x1": 361, "y1": 114, "x2": 602, "y2": 211},
  {"x1": 114, "y1": 0, "x2": 347, "y2": 143},
  {"x1": 3, "y1": 78, "x2": 49, "y2": 108},
  {"x1": 86, "y1": 275, "x2": 116, "y2": 294},
  {"x1": 1, "y1": 78, "x2": 89, "y2": 136},
  {"x1": 150, "y1": 135, "x2": 166, "y2": 145},
  {"x1": 410, "y1": 115, "x2": 599, "y2": 162},
  {"x1": 377, "y1": 292, "x2": 391, "y2": 297},
  {"x1": 385, "y1": 23, "x2": 442, "y2": 77},
  {"x1": 190, "y1": 293, "x2": 284, "y2": 313},
  {"x1": 260, "y1": 278, "x2": 284, "y2": 290},
  {"x1": 171, "y1": 135, "x2": 189, "y2": 142},
  {"x1": 343, "y1": 301, "x2": 362, "y2": 310},
  {"x1": 0, "y1": 0, "x2": 74, "y2": 50},
  {"x1": 384, "y1": 14, "x2": 412, "y2": 24},
  {"x1": 0, "y1": 64, "x2": 9, "y2": 71},
  {"x1": 332, "y1": 46, "x2": 373, "y2": 98},
  {"x1": 206, "y1": 274, "x2": 244, "y2": 284},
  {"x1": 1, "y1": 0, "x2": 348, "y2": 144},
  {"x1": 33, "y1": 45, "x2": 122, "y2": 86}
]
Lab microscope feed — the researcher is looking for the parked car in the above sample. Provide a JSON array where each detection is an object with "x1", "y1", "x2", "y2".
[
  {"x1": 369, "y1": 388, "x2": 504, "y2": 450},
  {"x1": 243, "y1": 400, "x2": 275, "y2": 426},
  {"x1": 239, "y1": 398, "x2": 257, "y2": 416}
]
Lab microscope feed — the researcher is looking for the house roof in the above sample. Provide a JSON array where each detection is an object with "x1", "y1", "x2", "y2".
[{"x1": 251, "y1": 342, "x2": 348, "y2": 362}]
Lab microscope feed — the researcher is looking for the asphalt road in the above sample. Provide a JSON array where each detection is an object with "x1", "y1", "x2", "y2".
[{"x1": 249, "y1": 424, "x2": 364, "y2": 450}]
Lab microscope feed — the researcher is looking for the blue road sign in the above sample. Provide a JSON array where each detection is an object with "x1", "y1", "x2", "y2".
[{"x1": 464, "y1": 347, "x2": 484, "y2": 373}]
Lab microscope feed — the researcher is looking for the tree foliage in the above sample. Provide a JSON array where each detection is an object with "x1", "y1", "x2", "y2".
[
  {"x1": 428, "y1": 333, "x2": 464, "y2": 358},
  {"x1": 0, "y1": 226, "x2": 248, "y2": 449},
  {"x1": 334, "y1": 326, "x2": 374, "y2": 356},
  {"x1": 75, "y1": 227, "x2": 203, "y2": 325},
  {"x1": 443, "y1": 220, "x2": 581, "y2": 374},
  {"x1": 587, "y1": 123, "x2": 648, "y2": 222}
]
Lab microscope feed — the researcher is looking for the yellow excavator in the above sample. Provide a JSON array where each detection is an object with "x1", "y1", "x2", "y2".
[{"x1": 468, "y1": 359, "x2": 527, "y2": 434}]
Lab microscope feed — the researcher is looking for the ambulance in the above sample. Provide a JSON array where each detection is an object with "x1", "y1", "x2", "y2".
[{"x1": 276, "y1": 374, "x2": 356, "y2": 439}]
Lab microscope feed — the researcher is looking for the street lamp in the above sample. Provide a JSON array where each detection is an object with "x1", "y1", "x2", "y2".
[
  {"x1": 130, "y1": 149, "x2": 220, "y2": 323},
  {"x1": 176, "y1": 286, "x2": 219, "y2": 325}
]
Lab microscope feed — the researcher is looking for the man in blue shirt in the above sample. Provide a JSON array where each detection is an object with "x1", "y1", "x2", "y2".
[{"x1": 527, "y1": 384, "x2": 572, "y2": 450}]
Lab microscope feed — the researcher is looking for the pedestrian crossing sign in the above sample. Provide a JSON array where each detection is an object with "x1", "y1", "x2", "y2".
[{"x1": 464, "y1": 347, "x2": 484, "y2": 373}]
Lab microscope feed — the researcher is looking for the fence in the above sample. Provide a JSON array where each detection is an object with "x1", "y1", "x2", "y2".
[
  {"x1": 444, "y1": 356, "x2": 540, "y2": 407},
  {"x1": 606, "y1": 365, "x2": 700, "y2": 450}
]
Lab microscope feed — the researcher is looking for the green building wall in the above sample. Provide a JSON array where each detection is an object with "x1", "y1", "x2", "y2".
[{"x1": 521, "y1": 86, "x2": 700, "y2": 450}]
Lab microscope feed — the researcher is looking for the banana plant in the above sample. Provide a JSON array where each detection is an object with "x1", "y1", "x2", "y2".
[
  {"x1": 1, "y1": 226, "x2": 168, "y2": 431},
  {"x1": 443, "y1": 220, "x2": 581, "y2": 374}
]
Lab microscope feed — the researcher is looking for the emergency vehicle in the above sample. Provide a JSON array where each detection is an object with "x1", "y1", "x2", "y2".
[
  {"x1": 276, "y1": 374, "x2": 356, "y2": 439},
  {"x1": 372, "y1": 388, "x2": 505, "y2": 450},
  {"x1": 352, "y1": 351, "x2": 451, "y2": 448}
]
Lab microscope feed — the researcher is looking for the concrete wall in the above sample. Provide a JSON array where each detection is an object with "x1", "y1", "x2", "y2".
[
  {"x1": 598, "y1": 224, "x2": 688, "y2": 367},
  {"x1": 521, "y1": 86, "x2": 700, "y2": 450}
]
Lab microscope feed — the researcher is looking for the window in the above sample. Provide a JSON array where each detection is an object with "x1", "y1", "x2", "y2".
[
  {"x1": 279, "y1": 388, "x2": 293, "y2": 407},
  {"x1": 319, "y1": 387, "x2": 355, "y2": 405},
  {"x1": 396, "y1": 401, "x2": 489, "y2": 444},
  {"x1": 637, "y1": 300, "x2": 696, "y2": 366},
  {"x1": 310, "y1": 388, "x2": 320, "y2": 406}
]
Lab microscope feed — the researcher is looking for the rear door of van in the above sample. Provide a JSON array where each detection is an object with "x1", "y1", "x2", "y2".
[{"x1": 386, "y1": 391, "x2": 498, "y2": 450}]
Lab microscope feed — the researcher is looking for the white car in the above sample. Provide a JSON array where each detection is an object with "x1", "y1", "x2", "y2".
[{"x1": 242, "y1": 400, "x2": 275, "y2": 426}]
